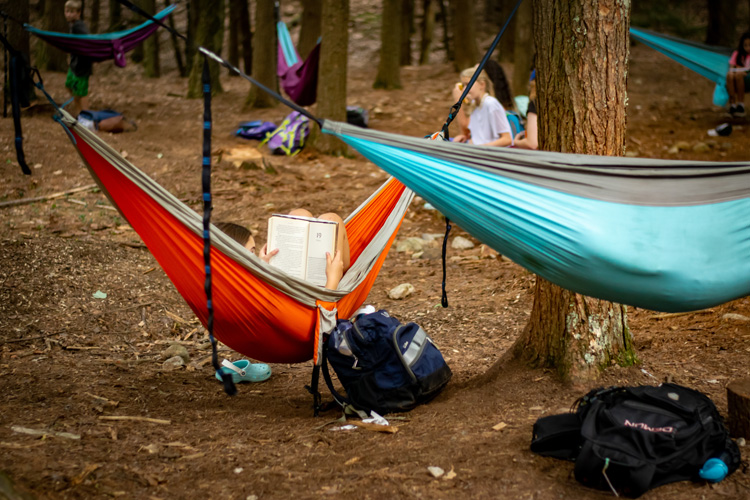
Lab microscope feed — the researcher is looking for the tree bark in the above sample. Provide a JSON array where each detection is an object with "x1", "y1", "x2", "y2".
[
  {"x1": 449, "y1": 0, "x2": 478, "y2": 71},
  {"x1": 511, "y1": 0, "x2": 636, "y2": 384},
  {"x1": 186, "y1": 0, "x2": 200, "y2": 74},
  {"x1": 400, "y1": 0, "x2": 414, "y2": 66},
  {"x1": 727, "y1": 378, "x2": 750, "y2": 439},
  {"x1": 238, "y1": 0, "x2": 253, "y2": 74},
  {"x1": 35, "y1": 0, "x2": 68, "y2": 72},
  {"x1": 373, "y1": 0, "x2": 402, "y2": 89},
  {"x1": 298, "y1": 0, "x2": 322, "y2": 60},
  {"x1": 141, "y1": 0, "x2": 160, "y2": 78},
  {"x1": 90, "y1": 0, "x2": 100, "y2": 33},
  {"x1": 497, "y1": 0, "x2": 517, "y2": 62},
  {"x1": 187, "y1": 0, "x2": 224, "y2": 98},
  {"x1": 419, "y1": 0, "x2": 436, "y2": 65},
  {"x1": 165, "y1": 0, "x2": 186, "y2": 77},
  {"x1": 108, "y1": 0, "x2": 123, "y2": 30},
  {"x1": 0, "y1": 0, "x2": 36, "y2": 103},
  {"x1": 311, "y1": 0, "x2": 348, "y2": 155},
  {"x1": 511, "y1": 0, "x2": 533, "y2": 97},
  {"x1": 228, "y1": 0, "x2": 240, "y2": 74},
  {"x1": 245, "y1": 0, "x2": 277, "y2": 108},
  {"x1": 705, "y1": 0, "x2": 737, "y2": 48}
]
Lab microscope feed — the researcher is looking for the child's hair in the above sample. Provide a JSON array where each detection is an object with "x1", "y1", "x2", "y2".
[
  {"x1": 65, "y1": 0, "x2": 82, "y2": 11},
  {"x1": 737, "y1": 32, "x2": 750, "y2": 66},
  {"x1": 215, "y1": 222, "x2": 252, "y2": 246},
  {"x1": 483, "y1": 59, "x2": 515, "y2": 111},
  {"x1": 529, "y1": 69, "x2": 537, "y2": 102},
  {"x1": 460, "y1": 65, "x2": 495, "y2": 98}
]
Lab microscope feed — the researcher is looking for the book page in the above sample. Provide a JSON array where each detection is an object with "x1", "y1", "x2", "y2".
[
  {"x1": 305, "y1": 220, "x2": 338, "y2": 286},
  {"x1": 267, "y1": 216, "x2": 309, "y2": 280}
]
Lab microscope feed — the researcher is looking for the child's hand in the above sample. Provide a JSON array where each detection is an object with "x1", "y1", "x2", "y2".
[
  {"x1": 515, "y1": 130, "x2": 526, "y2": 141},
  {"x1": 452, "y1": 83, "x2": 464, "y2": 101},
  {"x1": 325, "y1": 250, "x2": 344, "y2": 289},
  {"x1": 453, "y1": 134, "x2": 468, "y2": 143},
  {"x1": 259, "y1": 244, "x2": 278, "y2": 263}
]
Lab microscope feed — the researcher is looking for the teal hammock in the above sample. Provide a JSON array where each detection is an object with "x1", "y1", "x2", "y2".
[
  {"x1": 322, "y1": 121, "x2": 750, "y2": 313},
  {"x1": 629, "y1": 27, "x2": 732, "y2": 106}
]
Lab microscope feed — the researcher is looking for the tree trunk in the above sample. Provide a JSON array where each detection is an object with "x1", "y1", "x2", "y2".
[
  {"x1": 35, "y1": 0, "x2": 68, "y2": 72},
  {"x1": 228, "y1": 0, "x2": 240, "y2": 75},
  {"x1": 511, "y1": 0, "x2": 635, "y2": 385},
  {"x1": 238, "y1": 0, "x2": 253, "y2": 74},
  {"x1": 245, "y1": 0, "x2": 277, "y2": 108},
  {"x1": 108, "y1": 0, "x2": 123, "y2": 30},
  {"x1": 131, "y1": 0, "x2": 145, "y2": 63},
  {"x1": 90, "y1": 0, "x2": 100, "y2": 33},
  {"x1": 449, "y1": 0, "x2": 478, "y2": 70},
  {"x1": 0, "y1": 0, "x2": 36, "y2": 103},
  {"x1": 186, "y1": 0, "x2": 200, "y2": 74},
  {"x1": 298, "y1": 0, "x2": 322, "y2": 60},
  {"x1": 311, "y1": 0, "x2": 348, "y2": 155},
  {"x1": 400, "y1": 0, "x2": 414, "y2": 66},
  {"x1": 511, "y1": 0, "x2": 533, "y2": 97},
  {"x1": 373, "y1": 0, "x2": 402, "y2": 89},
  {"x1": 141, "y1": 0, "x2": 160, "y2": 77},
  {"x1": 419, "y1": 0, "x2": 436, "y2": 65},
  {"x1": 497, "y1": 0, "x2": 517, "y2": 62},
  {"x1": 165, "y1": 0, "x2": 186, "y2": 76},
  {"x1": 187, "y1": 0, "x2": 224, "y2": 98},
  {"x1": 706, "y1": 0, "x2": 737, "y2": 47}
]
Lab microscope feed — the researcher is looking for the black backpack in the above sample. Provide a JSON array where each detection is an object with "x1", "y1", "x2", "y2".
[
  {"x1": 322, "y1": 310, "x2": 452, "y2": 415},
  {"x1": 531, "y1": 383, "x2": 741, "y2": 498}
]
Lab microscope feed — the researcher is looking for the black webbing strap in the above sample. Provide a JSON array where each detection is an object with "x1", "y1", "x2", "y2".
[
  {"x1": 0, "y1": 31, "x2": 31, "y2": 175},
  {"x1": 305, "y1": 364, "x2": 323, "y2": 416},
  {"x1": 439, "y1": 0, "x2": 524, "y2": 138},
  {"x1": 114, "y1": 0, "x2": 322, "y2": 128},
  {"x1": 200, "y1": 58, "x2": 236, "y2": 396},
  {"x1": 440, "y1": 219, "x2": 452, "y2": 307}
]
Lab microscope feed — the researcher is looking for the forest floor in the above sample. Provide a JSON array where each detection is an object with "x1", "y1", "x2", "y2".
[{"x1": 2, "y1": 10, "x2": 750, "y2": 500}]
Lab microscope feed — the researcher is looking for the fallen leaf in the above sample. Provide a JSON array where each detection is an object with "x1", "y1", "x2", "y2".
[
  {"x1": 344, "y1": 457, "x2": 360, "y2": 466},
  {"x1": 492, "y1": 422, "x2": 508, "y2": 431},
  {"x1": 444, "y1": 467, "x2": 457, "y2": 480}
]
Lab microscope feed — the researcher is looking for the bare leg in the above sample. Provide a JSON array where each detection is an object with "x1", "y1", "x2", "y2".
[
  {"x1": 317, "y1": 212, "x2": 351, "y2": 271},
  {"x1": 288, "y1": 208, "x2": 314, "y2": 218},
  {"x1": 727, "y1": 73, "x2": 741, "y2": 104}
]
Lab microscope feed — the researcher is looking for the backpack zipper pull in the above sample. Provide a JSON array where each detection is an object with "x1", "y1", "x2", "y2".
[{"x1": 601, "y1": 458, "x2": 619, "y2": 497}]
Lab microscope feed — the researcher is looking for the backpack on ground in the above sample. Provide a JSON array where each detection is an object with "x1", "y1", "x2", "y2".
[
  {"x1": 77, "y1": 109, "x2": 136, "y2": 133},
  {"x1": 346, "y1": 106, "x2": 369, "y2": 128},
  {"x1": 506, "y1": 110, "x2": 524, "y2": 138},
  {"x1": 260, "y1": 111, "x2": 310, "y2": 156},
  {"x1": 322, "y1": 309, "x2": 452, "y2": 416},
  {"x1": 530, "y1": 383, "x2": 741, "y2": 498},
  {"x1": 235, "y1": 120, "x2": 277, "y2": 140}
]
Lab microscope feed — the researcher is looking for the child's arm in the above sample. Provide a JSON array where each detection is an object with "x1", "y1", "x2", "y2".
[{"x1": 483, "y1": 132, "x2": 513, "y2": 148}]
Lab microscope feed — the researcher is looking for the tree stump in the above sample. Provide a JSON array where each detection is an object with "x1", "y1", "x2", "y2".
[{"x1": 727, "y1": 378, "x2": 750, "y2": 439}]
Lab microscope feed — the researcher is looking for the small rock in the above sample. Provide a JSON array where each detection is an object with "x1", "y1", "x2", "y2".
[
  {"x1": 674, "y1": 141, "x2": 690, "y2": 151},
  {"x1": 163, "y1": 343, "x2": 189, "y2": 362},
  {"x1": 451, "y1": 236, "x2": 475, "y2": 250},
  {"x1": 719, "y1": 141, "x2": 733, "y2": 150},
  {"x1": 421, "y1": 233, "x2": 444, "y2": 242},
  {"x1": 396, "y1": 237, "x2": 425, "y2": 253},
  {"x1": 388, "y1": 283, "x2": 415, "y2": 300},
  {"x1": 667, "y1": 146, "x2": 680, "y2": 154},
  {"x1": 624, "y1": 150, "x2": 639, "y2": 157},
  {"x1": 737, "y1": 437, "x2": 746, "y2": 447},
  {"x1": 479, "y1": 244, "x2": 499, "y2": 259},
  {"x1": 162, "y1": 356, "x2": 185, "y2": 369},
  {"x1": 692, "y1": 142, "x2": 710, "y2": 153},
  {"x1": 722, "y1": 313, "x2": 750, "y2": 322},
  {"x1": 427, "y1": 466, "x2": 444, "y2": 478},
  {"x1": 420, "y1": 247, "x2": 442, "y2": 260}
]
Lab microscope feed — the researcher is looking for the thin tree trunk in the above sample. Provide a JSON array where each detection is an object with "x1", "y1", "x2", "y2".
[
  {"x1": 497, "y1": 0, "x2": 517, "y2": 62},
  {"x1": 0, "y1": 0, "x2": 36, "y2": 103},
  {"x1": 35, "y1": 0, "x2": 68, "y2": 72},
  {"x1": 298, "y1": 0, "x2": 322, "y2": 60},
  {"x1": 90, "y1": 0, "x2": 100, "y2": 33},
  {"x1": 311, "y1": 0, "x2": 348, "y2": 155},
  {"x1": 438, "y1": 0, "x2": 452, "y2": 62},
  {"x1": 511, "y1": 0, "x2": 635, "y2": 384},
  {"x1": 706, "y1": 0, "x2": 737, "y2": 47},
  {"x1": 108, "y1": 0, "x2": 123, "y2": 30},
  {"x1": 245, "y1": 0, "x2": 277, "y2": 108},
  {"x1": 449, "y1": 0, "x2": 478, "y2": 70},
  {"x1": 238, "y1": 0, "x2": 253, "y2": 74},
  {"x1": 419, "y1": 0, "x2": 436, "y2": 65},
  {"x1": 186, "y1": 0, "x2": 199, "y2": 74},
  {"x1": 373, "y1": 0, "x2": 402, "y2": 89},
  {"x1": 400, "y1": 0, "x2": 414, "y2": 66},
  {"x1": 139, "y1": 0, "x2": 159, "y2": 77},
  {"x1": 511, "y1": 0, "x2": 533, "y2": 97},
  {"x1": 187, "y1": 0, "x2": 224, "y2": 97},
  {"x1": 165, "y1": 0, "x2": 186, "y2": 77}
]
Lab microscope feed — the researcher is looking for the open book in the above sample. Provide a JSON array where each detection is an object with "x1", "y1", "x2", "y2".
[{"x1": 267, "y1": 214, "x2": 339, "y2": 286}]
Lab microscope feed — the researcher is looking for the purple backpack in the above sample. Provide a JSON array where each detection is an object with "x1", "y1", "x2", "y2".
[
  {"x1": 260, "y1": 111, "x2": 310, "y2": 156},
  {"x1": 236, "y1": 120, "x2": 277, "y2": 140}
]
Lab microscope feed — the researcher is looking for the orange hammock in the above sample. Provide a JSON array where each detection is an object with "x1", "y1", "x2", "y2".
[{"x1": 65, "y1": 112, "x2": 413, "y2": 364}]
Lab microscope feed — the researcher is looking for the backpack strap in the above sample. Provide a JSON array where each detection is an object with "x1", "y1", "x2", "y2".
[
  {"x1": 530, "y1": 412, "x2": 583, "y2": 461},
  {"x1": 320, "y1": 337, "x2": 369, "y2": 419}
]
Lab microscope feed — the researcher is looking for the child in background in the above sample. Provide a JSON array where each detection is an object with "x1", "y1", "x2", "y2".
[
  {"x1": 514, "y1": 70, "x2": 539, "y2": 150},
  {"x1": 451, "y1": 65, "x2": 513, "y2": 147},
  {"x1": 727, "y1": 32, "x2": 750, "y2": 118},
  {"x1": 63, "y1": 0, "x2": 92, "y2": 117}
]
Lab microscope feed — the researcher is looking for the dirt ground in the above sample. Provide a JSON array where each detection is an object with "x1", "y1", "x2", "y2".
[{"x1": 2, "y1": 10, "x2": 750, "y2": 500}]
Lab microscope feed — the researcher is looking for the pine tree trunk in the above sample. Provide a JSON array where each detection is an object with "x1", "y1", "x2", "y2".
[
  {"x1": 373, "y1": 0, "x2": 402, "y2": 89},
  {"x1": 238, "y1": 0, "x2": 253, "y2": 74},
  {"x1": 228, "y1": 0, "x2": 240, "y2": 74},
  {"x1": 706, "y1": 0, "x2": 737, "y2": 47},
  {"x1": 497, "y1": 0, "x2": 517, "y2": 62},
  {"x1": 245, "y1": 0, "x2": 277, "y2": 108},
  {"x1": 187, "y1": 0, "x2": 224, "y2": 98},
  {"x1": 109, "y1": 0, "x2": 123, "y2": 30},
  {"x1": 165, "y1": 0, "x2": 186, "y2": 77},
  {"x1": 511, "y1": 0, "x2": 635, "y2": 385},
  {"x1": 0, "y1": 0, "x2": 36, "y2": 103},
  {"x1": 142, "y1": 0, "x2": 160, "y2": 78},
  {"x1": 449, "y1": 0, "x2": 478, "y2": 71},
  {"x1": 298, "y1": 0, "x2": 322, "y2": 60},
  {"x1": 311, "y1": 0, "x2": 348, "y2": 155},
  {"x1": 511, "y1": 0, "x2": 533, "y2": 97},
  {"x1": 186, "y1": 0, "x2": 200, "y2": 74},
  {"x1": 35, "y1": 0, "x2": 68, "y2": 72},
  {"x1": 419, "y1": 0, "x2": 436, "y2": 65},
  {"x1": 400, "y1": 0, "x2": 414, "y2": 66}
]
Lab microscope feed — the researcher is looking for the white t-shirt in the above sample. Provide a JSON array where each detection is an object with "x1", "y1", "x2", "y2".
[{"x1": 469, "y1": 94, "x2": 512, "y2": 145}]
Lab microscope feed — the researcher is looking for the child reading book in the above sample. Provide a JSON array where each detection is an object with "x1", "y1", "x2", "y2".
[{"x1": 215, "y1": 208, "x2": 350, "y2": 290}]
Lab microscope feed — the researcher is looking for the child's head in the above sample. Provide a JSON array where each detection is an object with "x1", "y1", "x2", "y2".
[
  {"x1": 739, "y1": 32, "x2": 750, "y2": 60},
  {"x1": 64, "y1": 0, "x2": 82, "y2": 22},
  {"x1": 460, "y1": 65, "x2": 494, "y2": 105},
  {"x1": 215, "y1": 222, "x2": 255, "y2": 254}
]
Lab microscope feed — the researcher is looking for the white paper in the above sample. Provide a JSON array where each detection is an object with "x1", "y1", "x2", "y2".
[{"x1": 267, "y1": 216, "x2": 308, "y2": 279}]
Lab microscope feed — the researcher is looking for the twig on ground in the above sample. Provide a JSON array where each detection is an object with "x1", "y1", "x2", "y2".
[
  {"x1": 0, "y1": 331, "x2": 65, "y2": 344},
  {"x1": 649, "y1": 309, "x2": 714, "y2": 320},
  {"x1": 0, "y1": 184, "x2": 97, "y2": 209},
  {"x1": 11, "y1": 425, "x2": 81, "y2": 440},
  {"x1": 98, "y1": 416, "x2": 171, "y2": 425}
]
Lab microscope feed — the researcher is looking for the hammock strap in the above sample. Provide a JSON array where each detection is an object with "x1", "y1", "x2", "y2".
[
  {"x1": 199, "y1": 58, "x2": 236, "y2": 396},
  {"x1": 114, "y1": 0, "x2": 322, "y2": 128},
  {"x1": 440, "y1": 0, "x2": 524, "y2": 138},
  {"x1": 441, "y1": 218, "x2": 452, "y2": 308}
]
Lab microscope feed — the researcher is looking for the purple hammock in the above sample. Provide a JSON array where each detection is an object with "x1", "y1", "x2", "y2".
[
  {"x1": 277, "y1": 21, "x2": 320, "y2": 106},
  {"x1": 25, "y1": 4, "x2": 176, "y2": 68}
]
